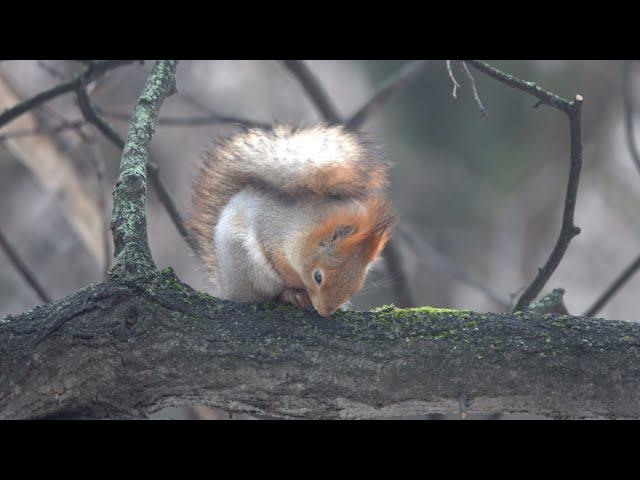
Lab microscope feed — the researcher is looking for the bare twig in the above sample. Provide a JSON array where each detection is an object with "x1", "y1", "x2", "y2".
[
  {"x1": 281, "y1": 60, "x2": 342, "y2": 124},
  {"x1": 461, "y1": 62, "x2": 487, "y2": 117},
  {"x1": 96, "y1": 106, "x2": 271, "y2": 130},
  {"x1": 37, "y1": 61, "x2": 69, "y2": 81},
  {"x1": 622, "y1": 60, "x2": 640, "y2": 175},
  {"x1": 585, "y1": 254, "x2": 640, "y2": 317},
  {"x1": 0, "y1": 227, "x2": 51, "y2": 304},
  {"x1": 468, "y1": 61, "x2": 573, "y2": 113},
  {"x1": 0, "y1": 119, "x2": 86, "y2": 141},
  {"x1": 0, "y1": 60, "x2": 134, "y2": 129},
  {"x1": 380, "y1": 235, "x2": 414, "y2": 308},
  {"x1": 446, "y1": 60, "x2": 461, "y2": 100},
  {"x1": 345, "y1": 60, "x2": 430, "y2": 130},
  {"x1": 468, "y1": 61, "x2": 583, "y2": 312}
]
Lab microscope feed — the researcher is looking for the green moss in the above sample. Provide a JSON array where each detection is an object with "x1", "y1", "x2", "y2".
[{"x1": 370, "y1": 304, "x2": 467, "y2": 321}]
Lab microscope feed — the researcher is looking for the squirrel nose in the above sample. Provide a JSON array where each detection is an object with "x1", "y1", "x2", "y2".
[{"x1": 315, "y1": 306, "x2": 336, "y2": 318}]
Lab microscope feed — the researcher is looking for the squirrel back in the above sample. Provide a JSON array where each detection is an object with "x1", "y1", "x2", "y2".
[{"x1": 187, "y1": 125, "x2": 394, "y2": 315}]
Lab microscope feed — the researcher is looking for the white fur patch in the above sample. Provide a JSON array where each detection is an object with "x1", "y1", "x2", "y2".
[{"x1": 243, "y1": 227, "x2": 281, "y2": 285}]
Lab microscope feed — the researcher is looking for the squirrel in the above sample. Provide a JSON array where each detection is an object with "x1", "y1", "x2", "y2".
[{"x1": 187, "y1": 124, "x2": 395, "y2": 317}]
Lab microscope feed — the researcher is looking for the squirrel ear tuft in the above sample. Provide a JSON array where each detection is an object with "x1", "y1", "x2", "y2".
[
  {"x1": 362, "y1": 216, "x2": 394, "y2": 262},
  {"x1": 320, "y1": 224, "x2": 356, "y2": 247}
]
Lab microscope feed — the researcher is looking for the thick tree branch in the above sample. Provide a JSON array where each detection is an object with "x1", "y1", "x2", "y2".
[
  {"x1": 468, "y1": 61, "x2": 583, "y2": 312},
  {"x1": 1, "y1": 267, "x2": 640, "y2": 420},
  {"x1": 108, "y1": 60, "x2": 177, "y2": 278}
]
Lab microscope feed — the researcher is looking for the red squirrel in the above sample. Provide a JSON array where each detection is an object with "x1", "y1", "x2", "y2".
[{"x1": 187, "y1": 125, "x2": 395, "y2": 317}]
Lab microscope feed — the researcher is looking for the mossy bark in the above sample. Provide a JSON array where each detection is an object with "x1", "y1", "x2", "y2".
[{"x1": 1, "y1": 267, "x2": 640, "y2": 419}]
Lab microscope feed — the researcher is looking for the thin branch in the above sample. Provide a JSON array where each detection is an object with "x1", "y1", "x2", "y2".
[
  {"x1": 281, "y1": 60, "x2": 343, "y2": 124},
  {"x1": 622, "y1": 60, "x2": 640, "y2": 175},
  {"x1": 585, "y1": 254, "x2": 640, "y2": 317},
  {"x1": 467, "y1": 60, "x2": 574, "y2": 113},
  {"x1": 397, "y1": 224, "x2": 511, "y2": 310},
  {"x1": 468, "y1": 61, "x2": 583, "y2": 312},
  {"x1": 147, "y1": 162, "x2": 194, "y2": 246},
  {"x1": 0, "y1": 60, "x2": 134, "y2": 129},
  {"x1": 37, "y1": 61, "x2": 69, "y2": 81},
  {"x1": 0, "y1": 227, "x2": 51, "y2": 304},
  {"x1": 345, "y1": 60, "x2": 430, "y2": 131},
  {"x1": 584, "y1": 61, "x2": 640, "y2": 316},
  {"x1": 461, "y1": 61, "x2": 487, "y2": 117},
  {"x1": 380, "y1": 235, "x2": 414, "y2": 308},
  {"x1": 85, "y1": 134, "x2": 111, "y2": 280},
  {"x1": 96, "y1": 106, "x2": 271, "y2": 130},
  {"x1": 76, "y1": 86, "x2": 124, "y2": 147},
  {"x1": 446, "y1": 60, "x2": 461, "y2": 100},
  {"x1": 109, "y1": 60, "x2": 178, "y2": 277},
  {"x1": 0, "y1": 119, "x2": 86, "y2": 141}
]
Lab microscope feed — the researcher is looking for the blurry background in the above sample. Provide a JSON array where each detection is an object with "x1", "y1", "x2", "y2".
[{"x1": 1, "y1": 60, "x2": 639, "y2": 325}]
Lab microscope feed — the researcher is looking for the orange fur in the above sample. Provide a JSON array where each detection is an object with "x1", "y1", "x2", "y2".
[
  {"x1": 305, "y1": 196, "x2": 395, "y2": 263},
  {"x1": 187, "y1": 124, "x2": 395, "y2": 316}
]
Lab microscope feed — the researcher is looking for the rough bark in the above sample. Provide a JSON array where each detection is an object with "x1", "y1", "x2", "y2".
[{"x1": 1, "y1": 267, "x2": 640, "y2": 419}]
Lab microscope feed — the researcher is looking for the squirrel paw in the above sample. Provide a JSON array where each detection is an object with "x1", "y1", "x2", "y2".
[{"x1": 279, "y1": 288, "x2": 312, "y2": 311}]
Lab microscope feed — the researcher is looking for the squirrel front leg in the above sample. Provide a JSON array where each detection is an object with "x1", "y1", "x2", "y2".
[{"x1": 279, "y1": 288, "x2": 312, "y2": 311}]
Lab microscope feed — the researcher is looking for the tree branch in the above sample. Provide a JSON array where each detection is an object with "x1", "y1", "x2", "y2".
[
  {"x1": 585, "y1": 253, "x2": 640, "y2": 317},
  {"x1": 0, "y1": 227, "x2": 51, "y2": 304},
  {"x1": 397, "y1": 223, "x2": 511, "y2": 310},
  {"x1": 468, "y1": 61, "x2": 583, "y2": 312},
  {"x1": 2, "y1": 267, "x2": 640, "y2": 420},
  {"x1": 622, "y1": 60, "x2": 640, "y2": 175},
  {"x1": 345, "y1": 60, "x2": 430, "y2": 130},
  {"x1": 76, "y1": 79, "x2": 193, "y2": 255},
  {"x1": 281, "y1": 60, "x2": 343, "y2": 124},
  {"x1": 96, "y1": 107, "x2": 271, "y2": 130},
  {"x1": 108, "y1": 60, "x2": 177, "y2": 278},
  {"x1": 0, "y1": 60, "x2": 134, "y2": 129},
  {"x1": 583, "y1": 61, "x2": 640, "y2": 317},
  {"x1": 0, "y1": 119, "x2": 86, "y2": 142}
]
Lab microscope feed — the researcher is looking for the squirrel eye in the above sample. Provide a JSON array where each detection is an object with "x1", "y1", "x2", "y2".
[{"x1": 314, "y1": 271, "x2": 323, "y2": 285}]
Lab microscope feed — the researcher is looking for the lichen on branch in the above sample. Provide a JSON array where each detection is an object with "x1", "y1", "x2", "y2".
[{"x1": 109, "y1": 60, "x2": 178, "y2": 279}]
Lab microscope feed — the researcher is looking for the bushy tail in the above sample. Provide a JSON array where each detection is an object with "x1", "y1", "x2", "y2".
[{"x1": 187, "y1": 125, "x2": 390, "y2": 279}]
